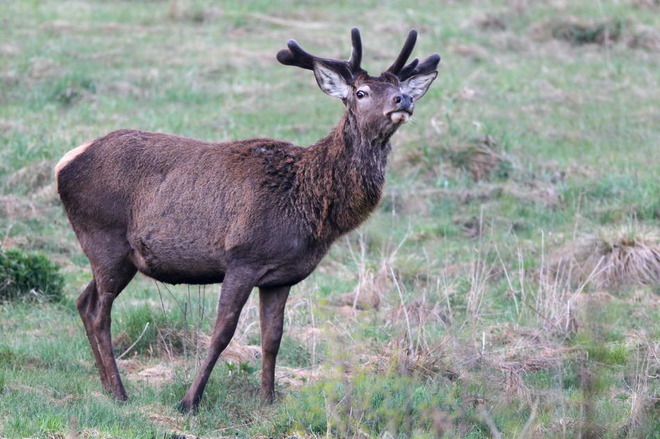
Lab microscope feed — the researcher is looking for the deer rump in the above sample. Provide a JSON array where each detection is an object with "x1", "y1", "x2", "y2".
[{"x1": 57, "y1": 129, "x2": 323, "y2": 289}]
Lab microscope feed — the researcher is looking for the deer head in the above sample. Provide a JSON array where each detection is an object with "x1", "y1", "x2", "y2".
[{"x1": 277, "y1": 28, "x2": 440, "y2": 140}]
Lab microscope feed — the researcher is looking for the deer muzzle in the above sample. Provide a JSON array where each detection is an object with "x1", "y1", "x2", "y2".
[
  {"x1": 387, "y1": 93, "x2": 414, "y2": 124},
  {"x1": 389, "y1": 110, "x2": 411, "y2": 124}
]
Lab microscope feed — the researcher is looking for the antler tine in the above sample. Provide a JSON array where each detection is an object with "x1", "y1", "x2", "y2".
[
  {"x1": 277, "y1": 29, "x2": 365, "y2": 80},
  {"x1": 277, "y1": 40, "x2": 352, "y2": 76},
  {"x1": 387, "y1": 29, "x2": 418, "y2": 75},
  {"x1": 398, "y1": 53, "x2": 441, "y2": 81},
  {"x1": 276, "y1": 40, "x2": 316, "y2": 70},
  {"x1": 347, "y1": 28, "x2": 363, "y2": 73},
  {"x1": 398, "y1": 58, "x2": 419, "y2": 79}
]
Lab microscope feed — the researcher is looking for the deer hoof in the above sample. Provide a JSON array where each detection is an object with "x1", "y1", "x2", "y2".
[
  {"x1": 259, "y1": 389, "x2": 275, "y2": 406},
  {"x1": 176, "y1": 399, "x2": 197, "y2": 415}
]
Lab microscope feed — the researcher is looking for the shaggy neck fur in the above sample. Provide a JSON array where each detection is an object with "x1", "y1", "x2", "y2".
[{"x1": 295, "y1": 110, "x2": 397, "y2": 241}]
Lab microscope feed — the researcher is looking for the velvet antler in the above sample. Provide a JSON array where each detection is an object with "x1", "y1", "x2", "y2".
[
  {"x1": 276, "y1": 28, "x2": 365, "y2": 81},
  {"x1": 386, "y1": 29, "x2": 441, "y2": 82}
]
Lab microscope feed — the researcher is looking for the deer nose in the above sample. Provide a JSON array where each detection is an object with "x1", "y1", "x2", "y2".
[{"x1": 393, "y1": 94, "x2": 414, "y2": 111}]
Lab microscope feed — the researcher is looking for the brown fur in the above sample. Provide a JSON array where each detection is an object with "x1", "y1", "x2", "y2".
[{"x1": 56, "y1": 28, "x2": 439, "y2": 412}]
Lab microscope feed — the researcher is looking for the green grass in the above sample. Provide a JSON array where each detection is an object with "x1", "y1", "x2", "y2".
[{"x1": 1, "y1": 0, "x2": 659, "y2": 437}]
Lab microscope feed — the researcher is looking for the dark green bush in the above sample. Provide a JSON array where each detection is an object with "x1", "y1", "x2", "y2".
[{"x1": 0, "y1": 247, "x2": 64, "y2": 302}]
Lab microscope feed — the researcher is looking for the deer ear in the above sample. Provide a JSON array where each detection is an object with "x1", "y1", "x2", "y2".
[
  {"x1": 313, "y1": 61, "x2": 351, "y2": 99},
  {"x1": 400, "y1": 71, "x2": 437, "y2": 101}
]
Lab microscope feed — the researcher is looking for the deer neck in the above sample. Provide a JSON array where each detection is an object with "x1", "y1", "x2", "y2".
[{"x1": 297, "y1": 112, "x2": 394, "y2": 241}]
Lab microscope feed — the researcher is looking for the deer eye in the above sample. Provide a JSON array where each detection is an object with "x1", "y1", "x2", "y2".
[{"x1": 356, "y1": 90, "x2": 367, "y2": 99}]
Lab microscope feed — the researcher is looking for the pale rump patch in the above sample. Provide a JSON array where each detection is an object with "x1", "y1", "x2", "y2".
[
  {"x1": 389, "y1": 111, "x2": 410, "y2": 124},
  {"x1": 54, "y1": 141, "x2": 92, "y2": 184}
]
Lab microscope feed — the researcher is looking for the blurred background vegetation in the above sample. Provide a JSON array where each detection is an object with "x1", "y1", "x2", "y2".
[{"x1": 0, "y1": 0, "x2": 658, "y2": 437}]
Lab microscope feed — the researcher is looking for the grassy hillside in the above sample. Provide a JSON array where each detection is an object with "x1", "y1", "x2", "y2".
[{"x1": 1, "y1": 0, "x2": 658, "y2": 437}]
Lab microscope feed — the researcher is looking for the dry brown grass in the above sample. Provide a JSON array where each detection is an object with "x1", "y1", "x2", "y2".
[
  {"x1": 448, "y1": 41, "x2": 490, "y2": 62},
  {"x1": 504, "y1": 181, "x2": 561, "y2": 209},
  {"x1": 361, "y1": 338, "x2": 454, "y2": 382},
  {"x1": 628, "y1": 25, "x2": 660, "y2": 52},
  {"x1": 530, "y1": 14, "x2": 660, "y2": 54},
  {"x1": 632, "y1": 0, "x2": 660, "y2": 9},
  {"x1": 550, "y1": 227, "x2": 660, "y2": 290},
  {"x1": 198, "y1": 336, "x2": 261, "y2": 365},
  {"x1": 531, "y1": 17, "x2": 623, "y2": 46},
  {"x1": 496, "y1": 338, "x2": 580, "y2": 402},
  {"x1": 276, "y1": 365, "x2": 323, "y2": 389},
  {"x1": 331, "y1": 263, "x2": 387, "y2": 311},
  {"x1": 4, "y1": 160, "x2": 58, "y2": 201},
  {"x1": 0, "y1": 195, "x2": 45, "y2": 220},
  {"x1": 447, "y1": 135, "x2": 513, "y2": 182},
  {"x1": 473, "y1": 13, "x2": 507, "y2": 32}
]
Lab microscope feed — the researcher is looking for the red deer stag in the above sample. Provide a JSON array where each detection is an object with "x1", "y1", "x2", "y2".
[{"x1": 55, "y1": 28, "x2": 440, "y2": 413}]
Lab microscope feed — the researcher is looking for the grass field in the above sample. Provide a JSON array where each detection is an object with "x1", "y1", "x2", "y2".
[{"x1": 1, "y1": 0, "x2": 659, "y2": 438}]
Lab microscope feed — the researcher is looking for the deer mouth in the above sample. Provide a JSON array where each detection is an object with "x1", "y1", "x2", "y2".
[{"x1": 388, "y1": 110, "x2": 412, "y2": 124}]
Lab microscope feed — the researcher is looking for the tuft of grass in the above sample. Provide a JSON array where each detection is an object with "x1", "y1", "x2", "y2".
[
  {"x1": 0, "y1": 344, "x2": 15, "y2": 366},
  {"x1": 550, "y1": 226, "x2": 660, "y2": 290},
  {"x1": 540, "y1": 18, "x2": 624, "y2": 46},
  {"x1": 447, "y1": 135, "x2": 513, "y2": 182},
  {"x1": 48, "y1": 73, "x2": 97, "y2": 106},
  {"x1": 113, "y1": 304, "x2": 197, "y2": 359}
]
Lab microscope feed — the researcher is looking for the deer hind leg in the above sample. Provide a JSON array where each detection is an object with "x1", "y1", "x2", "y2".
[
  {"x1": 92, "y1": 265, "x2": 136, "y2": 401},
  {"x1": 178, "y1": 270, "x2": 255, "y2": 413},
  {"x1": 77, "y1": 279, "x2": 111, "y2": 390},
  {"x1": 258, "y1": 286, "x2": 290, "y2": 404},
  {"x1": 76, "y1": 234, "x2": 136, "y2": 401}
]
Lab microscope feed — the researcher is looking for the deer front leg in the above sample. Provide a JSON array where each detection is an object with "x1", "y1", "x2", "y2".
[
  {"x1": 178, "y1": 271, "x2": 255, "y2": 413},
  {"x1": 258, "y1": 286, "x2": 290, "y2": 404}
]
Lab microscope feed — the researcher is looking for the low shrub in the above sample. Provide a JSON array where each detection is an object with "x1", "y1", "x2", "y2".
[{"x1": 0, "y1": 247, "x2": 64, "y2": 302}]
